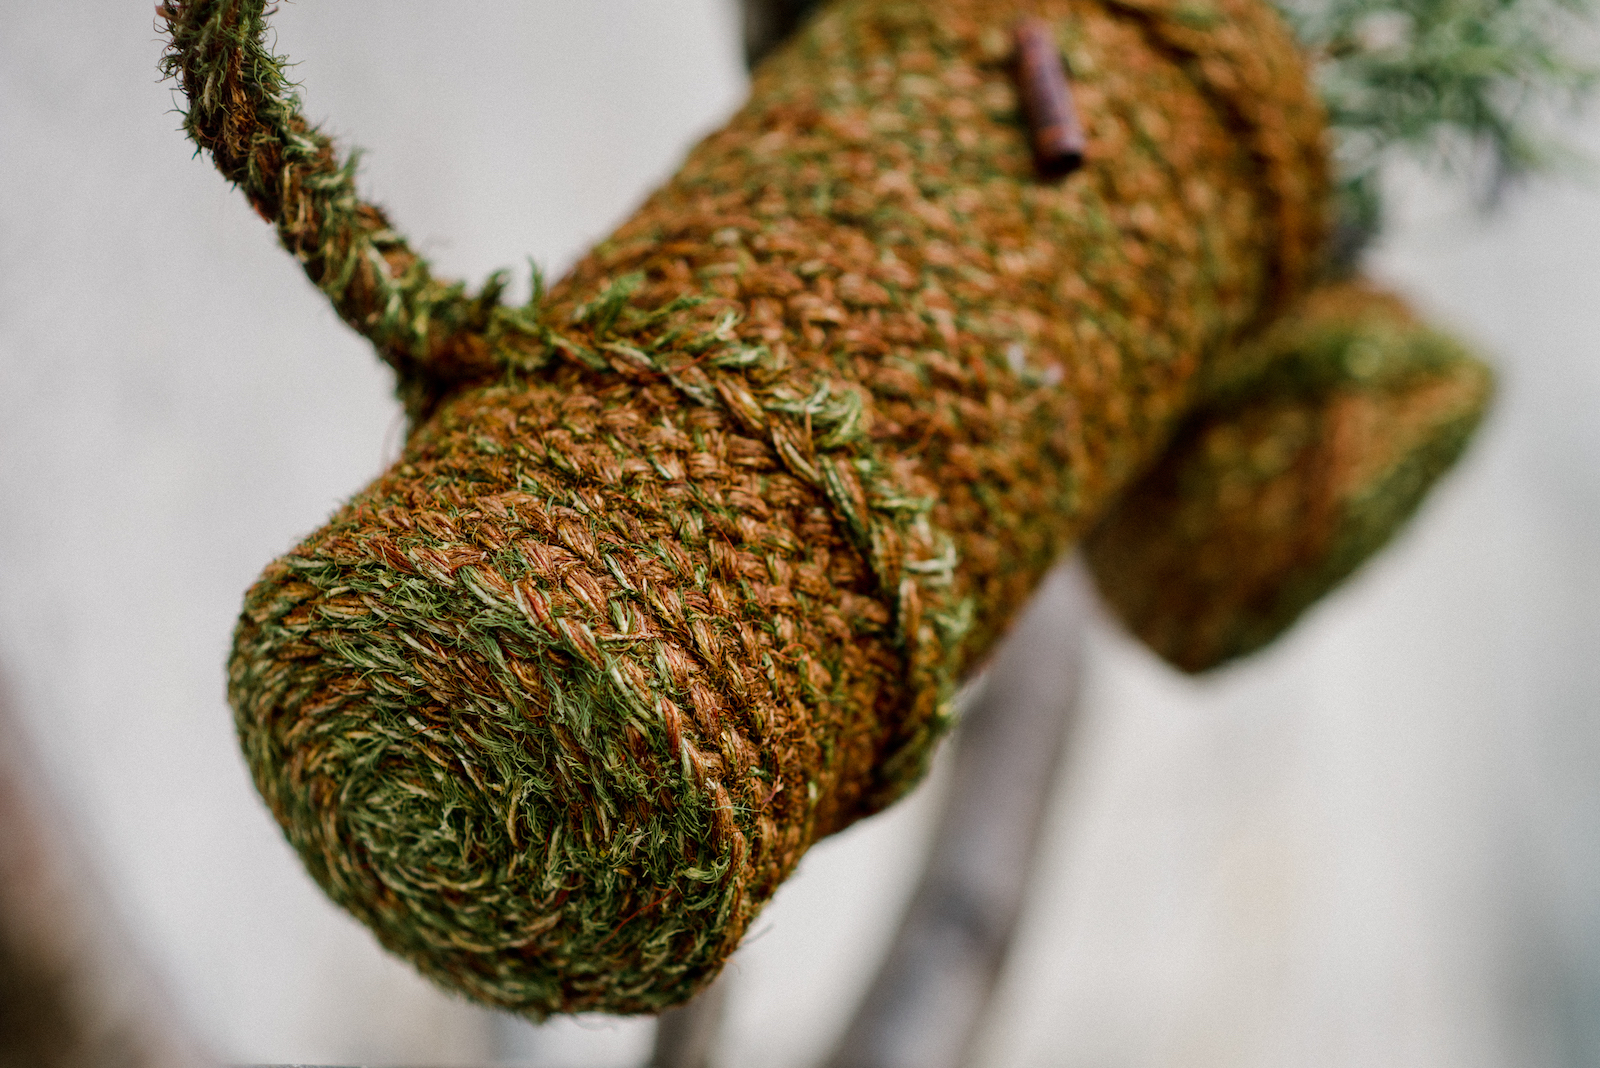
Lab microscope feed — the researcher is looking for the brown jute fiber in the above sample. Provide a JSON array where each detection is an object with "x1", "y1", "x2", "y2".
[{"x1": 162, "y1": 0, "x2": 1489, "y2": 1016}]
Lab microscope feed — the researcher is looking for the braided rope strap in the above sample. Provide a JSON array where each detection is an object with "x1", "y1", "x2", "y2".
[
  {"x1": 159, "y1": 0, "x2": 549, "y2": 419},
  {"x1": 170, "y1": 0, "x2": 1329, "y2": 1016}
]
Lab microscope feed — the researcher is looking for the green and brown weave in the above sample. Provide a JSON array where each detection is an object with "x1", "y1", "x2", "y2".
[{"x1": 162, "y1": 0, "x2": 1489, "y2": 1016}]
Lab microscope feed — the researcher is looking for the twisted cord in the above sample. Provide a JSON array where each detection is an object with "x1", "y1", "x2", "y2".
[{"x1": 158, "y1": 0, "x2": 545, "y2": 418}]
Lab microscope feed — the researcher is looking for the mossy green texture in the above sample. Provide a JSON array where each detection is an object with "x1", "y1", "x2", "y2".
[
  {"x1": 164, "y1": 0, "x2": 1486, "y2": 1017},
  {"x1": 1085, "y1": 283, "x2": 1493, "y2": 669}
]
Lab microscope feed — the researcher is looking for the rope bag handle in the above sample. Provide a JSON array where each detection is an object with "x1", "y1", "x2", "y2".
[{"x1": 158, "y1": 0, "x2": 544, "y2": 418}]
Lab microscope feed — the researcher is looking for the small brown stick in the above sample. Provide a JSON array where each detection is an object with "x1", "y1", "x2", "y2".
[
  {"x1": 1014, "y1": 19, "x2": 1087, "y2": 179},
  {"x1": 822, "y1": 559, "x2": 1091, "y2": 1068}
]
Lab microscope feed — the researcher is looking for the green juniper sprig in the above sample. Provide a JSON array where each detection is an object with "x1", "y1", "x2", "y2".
[{"x1": 1272, "y1": 0, "x2": 1599, "y2": 267}]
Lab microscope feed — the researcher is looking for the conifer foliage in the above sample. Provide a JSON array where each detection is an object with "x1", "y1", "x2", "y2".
[{"x1": 1276, "y1": 0, "x2": 1597, "y2": 261}]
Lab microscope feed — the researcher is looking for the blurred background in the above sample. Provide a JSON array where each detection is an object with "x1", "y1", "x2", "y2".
[{"x1": 2, "y1": 1, "x2": 1598, "y2": 1065}]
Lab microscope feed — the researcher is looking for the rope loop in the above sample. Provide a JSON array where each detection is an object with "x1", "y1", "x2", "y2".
[{"x1": 158, "y1": 0, "x2": 546, "y2": 419}]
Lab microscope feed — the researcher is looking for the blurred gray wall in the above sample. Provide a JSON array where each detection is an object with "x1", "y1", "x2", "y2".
[{"x1": 1, "y1": 2, "x2": 1596, "y2": 1066}]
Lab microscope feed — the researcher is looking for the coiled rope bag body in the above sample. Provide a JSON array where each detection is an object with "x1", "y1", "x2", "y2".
[{"x1": 162, "y1": 0, "x2": 1489, "y2": 1015}]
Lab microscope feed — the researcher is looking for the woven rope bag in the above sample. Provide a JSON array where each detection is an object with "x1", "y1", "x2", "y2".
[{"x1": 162, "y1": 0, "x2": 1489, "y2": 1015}]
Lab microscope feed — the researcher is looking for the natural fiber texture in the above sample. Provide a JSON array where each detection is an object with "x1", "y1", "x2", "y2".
[
  {"x1": 163, "y1": 0, "x2": 1487, "y2": 1017},
  {"x1": 158, "y1": 1, "x2": 544, "y2": 421},
  {"x1": 1084, "y1": 282, "x2": 1492, "y2": 669}
]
